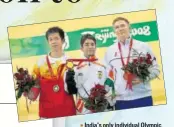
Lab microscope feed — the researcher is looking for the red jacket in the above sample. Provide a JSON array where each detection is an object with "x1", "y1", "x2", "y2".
[{"x1": 29, "y1": 56, "x2": 76, "y2": 118}]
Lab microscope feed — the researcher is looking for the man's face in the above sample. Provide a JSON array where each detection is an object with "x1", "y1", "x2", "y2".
[
  {"x1": 113, "y1": 20, "x2": 130, "y2": 40},
  {"x1": 81, "y1": 39, "x2": 96, "y2": 58},
  {"x1": 48, "y1": 33, "x2": 63, "y2": 51}
]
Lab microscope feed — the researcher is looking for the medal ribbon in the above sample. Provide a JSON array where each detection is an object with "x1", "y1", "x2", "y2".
[
  {"x1": 67, "y1": 57, "x2": 98, "y2": 67},
  {"x1": 118, "y1": 39, "x2": 134, "y2": 90},
  {"x1": 46, "y1": 55, "x2": 65, "y2": 81}
]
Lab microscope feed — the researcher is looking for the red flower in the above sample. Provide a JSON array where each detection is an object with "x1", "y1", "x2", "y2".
[
  {"x1": 90, "y1": 92, "x2": 97, "y2": 98},
  {"x1": 84, "y1": 84, "x2": 108, "y2": 112},
  {"x1": 14, "y1": 73, "x2": 25, "y2": 80},
  {"x1": 133, "y1": 59, "x2": 138, "y2": 63},
  {"x1": 139, "y1": 57, "x2": 144, "y2": 63},
  {"x1": 121, "y1": 50, "x2": 158, "y2": 83},
  {"x1": 146, "y1": 53, "x2": 151, "y2": 60},
  {"x1": 14, "y1": 67, "x2": 36, "y2": 101},
  {"x1": 146, "y1": 59, "x2": 152, "y2": 64},
  {"x1": 18, "y1": 68, "x2": 24, "y2": 73},
  {"x1": 95, "y1": 84, "x2": 104, "y2": 89}
]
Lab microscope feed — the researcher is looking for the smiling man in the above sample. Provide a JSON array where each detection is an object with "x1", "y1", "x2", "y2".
[{"x1": 66, "y1": 34, "x2": 107, "y2": 114}]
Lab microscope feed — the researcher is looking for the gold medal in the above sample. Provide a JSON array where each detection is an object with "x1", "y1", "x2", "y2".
[
  {"x1": 66, "y1": 61, "x2": 74, "y2": 69},
  {"x1": 53, "y1": 85, "x2": 59, "y2": 92}
]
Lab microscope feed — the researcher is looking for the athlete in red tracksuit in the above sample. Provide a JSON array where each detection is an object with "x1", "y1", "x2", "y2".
[{"x1": 25, "y1": 26, "x2": 77, "y2": 118}]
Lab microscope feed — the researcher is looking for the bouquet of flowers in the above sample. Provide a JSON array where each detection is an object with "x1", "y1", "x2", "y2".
[
  {"x1": 14, "y1": 67, "x2": 36, "y2": 101},
  {"x1": 122, "y1": 50, "x2": 158, "y2": 89},
  {"x1": 82, "y1": 84, "x2": 108, "y2": 113}
]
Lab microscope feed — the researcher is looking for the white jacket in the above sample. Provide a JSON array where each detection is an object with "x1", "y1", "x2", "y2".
[
  {"x1": 104, "y1": 38, "x2": 160, "y2": 101},
  {"x1": 73, "y1": 57, "x2": 106, "y2": 114}
]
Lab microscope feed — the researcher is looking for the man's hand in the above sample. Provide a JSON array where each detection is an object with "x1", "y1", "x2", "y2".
[
  {"x1": 132, "y1": 78, "x2": 143, "y2": 85},
  {"x1": 65, "y1": 70, "x2": 77, "y2": 94},
  {"x1": 27, "y1": 91, "x2": 35, "y2": 101},
  {"x1": 24, "y1": 86, "x2": 40, "y2": 101}
]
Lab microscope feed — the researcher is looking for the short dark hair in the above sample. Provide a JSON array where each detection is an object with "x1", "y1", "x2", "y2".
[
  {"x1": 112, "y1": 17, "x2": 130, "y2": 25},
  {"x1": 80, "y1": 34, "x2": 96, "y2": 47},
  {"x1": 46, "y1": 26, "x2": 65, "y2": 40}
]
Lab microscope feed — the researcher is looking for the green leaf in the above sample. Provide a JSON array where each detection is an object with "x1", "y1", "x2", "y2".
[{"x1": 16, "y1": 88, "x2": 23, "y2": 101}]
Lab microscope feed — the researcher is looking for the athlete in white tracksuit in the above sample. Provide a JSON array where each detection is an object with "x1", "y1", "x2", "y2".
[
  {"x1": 104, "y1": 17, "x2": 160, "y2": 110},
  {"x1": 73, "y1": 34, "x2": 108, "y2": 114},
  {"x1": 53, "y1": 34, "x2": 110, "y2": 126},
  {"x1": 74, "y1": 57, "x2": 107, "y2": 114}
]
